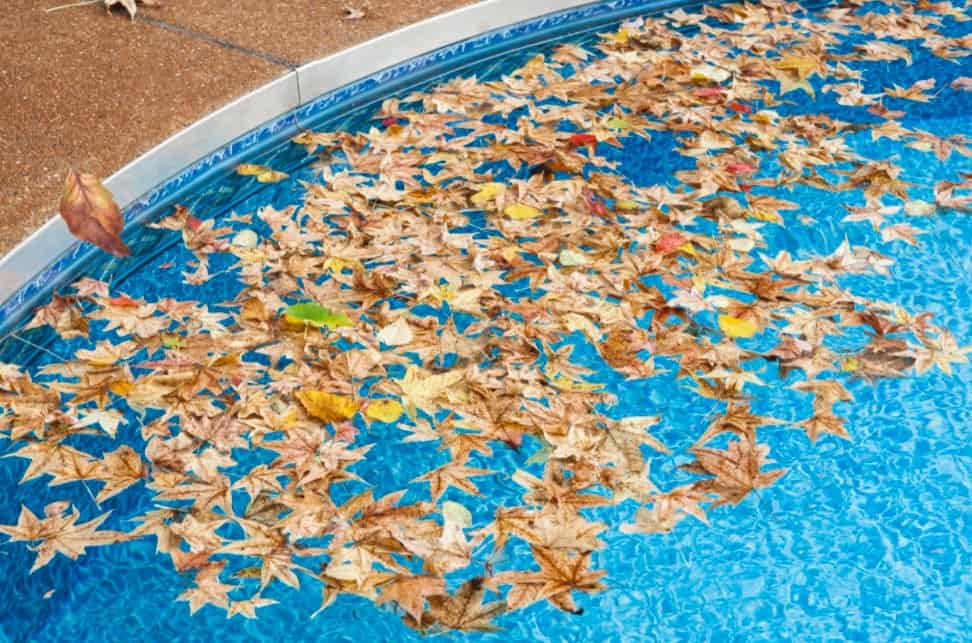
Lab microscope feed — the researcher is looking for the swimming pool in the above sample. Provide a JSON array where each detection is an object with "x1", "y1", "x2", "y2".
[{"x1": 1, "y1": 1, "x2": 971, "y2": 641}]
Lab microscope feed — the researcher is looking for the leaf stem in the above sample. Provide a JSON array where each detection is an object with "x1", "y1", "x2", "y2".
[
  {"x1": 7, "y1": 333, "x2": 69, "y2": 363},
  {"x1": 46, "y1": 0, "x2": 101, "y2": 13}
]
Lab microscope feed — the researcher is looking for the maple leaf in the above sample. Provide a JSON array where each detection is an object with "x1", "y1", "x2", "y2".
[
  {"x1": 692, "y1": 403, "x2": 785, "y2": 446},
  {"x1": 95, "y1": 445, "x2": 146, "y2": 502},
  {"x1": 796, "y1": 411, "x2": 851, "y2": 443},
  {"x1": 0, "y1": 505, "x2": 126, "y2": 572},
  {"x1": 59, "y1": 169, "x2": 130, "y2": 257},
  {"x1": 681, "y1": 437, "x2": 787, "y2": 507},
  {"x1": 909, "y1": 331, "x2": 972, "y2": 375},
  {"x1": 621, "y1": 487, "x2": 710, "y2": 534},
  {"x1": 396, "y1": 366, "x2": 466, "y2": 417},
  {"x1": 217, "y1": 522, "x2": 306, "y2": 591},
  {"x1": 227, "y1": 595, "x2": 278, "y2": 619},
  {"x1": 418, "y1": 578, "x2": 505, "y2": 632},
  {"x1": 104, "y1": 0, "x2": 161, "y2": 20},
  {"x1": 178, "y1": 563, "x2": 236, "y2": 615},
  {"x1": 415, "y1": 462, "x2": 493, "y2": 502},
  {"x1": 488, "y1": 546, "x2": 606, "y2": 614},
  {"x1": 884, "y1": 79, "x2": 936, "y2": 102},
  {"x1": 377, "y1": 574, "x2": 445, "y2": 625}
]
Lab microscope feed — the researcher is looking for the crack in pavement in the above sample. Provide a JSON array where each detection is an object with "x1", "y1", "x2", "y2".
[{"x1": 135, "y1": 14, "x2": 301, "y2": 70}]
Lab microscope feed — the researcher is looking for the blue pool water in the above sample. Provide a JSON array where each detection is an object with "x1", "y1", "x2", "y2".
[{"x1": 2, "y1": 1, "x2": 972, "y2": 641}]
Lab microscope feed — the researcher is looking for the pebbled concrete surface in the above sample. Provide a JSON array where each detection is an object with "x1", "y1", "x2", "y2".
[{"x1": 0, "y1": 0, "x2": 474, "y2": 255}]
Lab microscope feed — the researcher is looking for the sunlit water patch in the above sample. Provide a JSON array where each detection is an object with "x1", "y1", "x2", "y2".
[{"x1": 2, "y1": 1, "x2": 972, "y2": 641}]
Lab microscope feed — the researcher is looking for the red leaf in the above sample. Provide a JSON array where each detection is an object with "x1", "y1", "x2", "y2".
[
  {"x1": 655, "y1": 232, "x2": 686, "y2": 254},
  {"x1": 185, "y1": 215, "x2": 203, "y2": 231},
  {"x1": 726, "y1": 162, "x2": 757, "y2": 175},
  {"x1": 59, "y1": 169, "x2": 130, "y2": 257},
  {"x1": 109, "y1": 295, "x2": 139, "y2": 308},
  {"x1": 693, "y1": 87, "x2": 725, "y2": 98},
  {"x1": 569, "y1": 133, "x2": 598, "y2": 147},
  {"x1": 728, "y1": 101, "x2": 751, "y2": 113},
  {"x1": 583, "y1": 188, "x2": 608, "y2": 216}
]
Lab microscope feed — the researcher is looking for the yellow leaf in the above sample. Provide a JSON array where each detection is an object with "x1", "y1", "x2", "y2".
[
  {"x1": 718, "y1": 315, "x2": 758, "y2": 338},
  {"x1": 773, "y1": 55, "x2": 821, "y2": 80},
  {"x1": 610, "y1": 28, "x2": 629, "y2": 43},
  {"x1": 501, "y1": 245, "x2": 522, "y2": 262},
  {"x1": 109, "y1": 379, "x2": 134, "y2": 397},
  {"x1": 504, "y1": 203, "x2": 543, "y2": 220},
  {"x1": 544, "y1": 365, "x2": 603, "y2": 392},
  {"x1": 471, "y1": 182, "x2": 505, "y2": 206},
  {"x1": 776, "y1": 76, "x2": 815, "y2": 98},
  {"x1": 296, "y1": 390, "x2": 359, "y2": 423},
  {"x1": 237, "y1": 164, "x2": 289, "y2": 183},
  {"x1": 364, "y1": 399, "x2": 404, "y2": 423},
  {"x1": 749, "y1": 209, "x2": 782, "y2": 224},
  {"x1": 607, "y1": 117, "x2": 630, "y2": 130},
  {"x1": 615, "y1": 199, "x2": 641, "y2": 211},
  {"x1": 323, "y1": 257, "x2": 363, "y2": 274}
]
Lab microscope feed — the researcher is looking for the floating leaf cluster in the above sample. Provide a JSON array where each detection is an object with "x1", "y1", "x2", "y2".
[{"x1": 3, "y1": 0, "x2": 972, "y2": 632}]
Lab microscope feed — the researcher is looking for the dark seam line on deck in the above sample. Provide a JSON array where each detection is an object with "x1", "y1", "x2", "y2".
[{"x1": 135, "y1": 15, "x2": 301, "y2": 70}]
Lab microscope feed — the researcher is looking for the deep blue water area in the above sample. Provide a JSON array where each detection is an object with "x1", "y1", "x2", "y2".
[{"x1": 1, "y1": 2, "x2": 971, "y2": 642}]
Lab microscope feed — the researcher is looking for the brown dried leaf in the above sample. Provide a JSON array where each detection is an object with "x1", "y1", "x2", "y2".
[{"x1": 59, "y1": 169, "x2": 130, "y2": 257}]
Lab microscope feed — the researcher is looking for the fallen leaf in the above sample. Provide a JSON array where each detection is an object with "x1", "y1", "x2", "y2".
[
  {"x1": 377, "y1": 317, "x2": 414, "y2": 346},
  {"x1": 59, "y1": 169, "x2": 130, "y2": 257},
  {"x1": 283, "y1": 302, "x2": 353, "y2": 329},
  {"x1": 718, "y1": 315, "x2": 758, "y2": 338},
  {"x1": 504, "y1": 204, "x2": 543, "y2": 220},
  {"x1": 364, "y1": 399, "x2": 404, "y2": 423},
  {"x1": 296, "y1": 390, "x2": 359, "y2": 423},
  {"x1": 237, "y1": 164, "x2": 289, "y2": 183},
  {"x1": 343, "y1": 5, "x2": 366, "y2": 20},
  {"x1": 441, "y1": 500, "x2": 472, "y2": 528}
]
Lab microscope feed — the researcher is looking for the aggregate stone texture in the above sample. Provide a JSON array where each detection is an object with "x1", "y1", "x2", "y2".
[{"x1": 0, "y1": 0, "x2": 474, "y2": 256}]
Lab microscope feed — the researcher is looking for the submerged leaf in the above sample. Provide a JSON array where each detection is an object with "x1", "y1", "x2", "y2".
[
  {"x1": 237, "y1": 164, "x2": 289, "y2": 183},
  {"x1": 364, "y1": 399, "x2": 404, "y2": 424}
]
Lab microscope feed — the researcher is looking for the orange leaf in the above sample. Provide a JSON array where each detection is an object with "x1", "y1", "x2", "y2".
[{"x1": 59, "y1": 169, "x2": 130, "y2": 257}]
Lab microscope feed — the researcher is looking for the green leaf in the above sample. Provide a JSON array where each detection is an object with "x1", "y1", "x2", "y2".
[{"x1": 284, "y1": 302, "x2": 353, "y2": 329}]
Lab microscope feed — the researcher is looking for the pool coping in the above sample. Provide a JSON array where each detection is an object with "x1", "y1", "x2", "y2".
[{"x1": 0, "y1": 0, "x2": 695, "y2": 336}]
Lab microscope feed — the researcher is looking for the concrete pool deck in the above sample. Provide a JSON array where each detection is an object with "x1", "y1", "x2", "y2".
[{"x1": 0, "y1": 0, "x2": 473, "y2": 256}]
